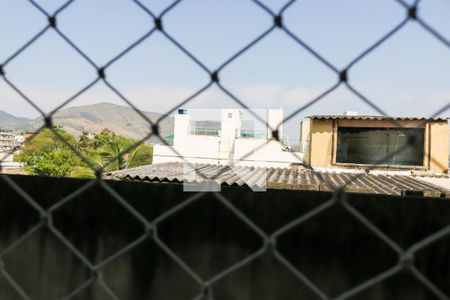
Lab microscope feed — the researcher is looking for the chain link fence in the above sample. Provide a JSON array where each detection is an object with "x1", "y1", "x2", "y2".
[{"x1": 0, "y1": 0, "x2": 449, "y2": 299}]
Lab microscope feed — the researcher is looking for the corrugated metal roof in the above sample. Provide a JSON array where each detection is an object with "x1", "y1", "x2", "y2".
[
  {"x1": 107, "y1": 162, "x2": 450, "y2": 197},
  {"x1": 308, "y1": 115, "x2": 447, "y2": 121}
]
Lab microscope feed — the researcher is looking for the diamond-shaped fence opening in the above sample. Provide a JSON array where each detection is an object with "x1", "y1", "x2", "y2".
[
  {"x1": 56, "y1": 0, "x2": 153, "y2": 67},
  {"x1": 99, "y1": 238, "x2": 200, "y2": 300},
  {"x1": 276, "y1": 203, "x2": 400, "y2": 297},
  {"x1": 49, "y1": 181, "x2": 146, "y2": 264},
  {"x1": 66, "y1": 279, "x2": 119, "y2": 300},
  {"x1": 0, "y1": 273, "x2": 24, "y2": 300},
  {"x1": 208, "y1": 250, "x2": 325, "y2": 300},
  {"x1": 0, "y1": 0, "x2": 450, "y2": 299},
  {"x1": 350, "y1": 270, "x2": 446, "y2": 300},
  {"x1": 348, "y1": 194, "x2": 450, "y2": 249},
  {"x1": 1, "y1": 226, "x2": 92, "y2": 299},
  {"x1": 155, "y1": 192, "x2": 264, "y2": 280},
  {"x1": 414, "y1": 235, "x2": 450, "y2": 296},
  {"x1": 0, "y1": 177, "x2": 41, "y2": 252}
]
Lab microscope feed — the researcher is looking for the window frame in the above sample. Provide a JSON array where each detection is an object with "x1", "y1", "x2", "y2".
[{"x1": 331, "y1": 119, "x2": 430, "y2": 170}]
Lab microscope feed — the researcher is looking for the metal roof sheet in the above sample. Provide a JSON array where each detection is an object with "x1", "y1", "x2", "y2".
[
  {"x1": 107, "y1": 162, "x2": 450, "y2": 197},
  {"x1": 308, "y1": 115, "x2": 448, "y2": 121}
]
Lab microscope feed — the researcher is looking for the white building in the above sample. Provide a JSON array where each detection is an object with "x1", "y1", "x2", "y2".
[
  {"x1": 14, "y1": 134, "x2": 25, "y2": 145},
  {"x1": 153, "y1": 109, "x2": 303, "y2": 168},
  {"x1": 0, "y1": 130, "x2": 26, "y2": 174},
  {"x1": 0, "y1": 130, "x2": 25, "y2": 151},
  {"x1": 0, "y1": 130, "x2": 15, "y2": 152}
]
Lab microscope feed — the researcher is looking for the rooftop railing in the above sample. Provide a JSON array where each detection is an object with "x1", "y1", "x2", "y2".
[
  {"x1": 190, "y1": 127, "x2": 220, "y2": 136},
  {"x1": 239, "y1": 129, "x2": 267, "y2": 139}
]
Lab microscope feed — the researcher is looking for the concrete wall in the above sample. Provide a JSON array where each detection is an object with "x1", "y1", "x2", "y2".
[
  {"x1": 305, "y1": 119, "x2": 334, "y2": 167},
  {"x1": 173, "y1": 113, "x2": 191, "y2": 148},
  {"x1": 0, "y1": 152, "x2": 14, "y2": 162},
  {"x1": 153, "y1": 135, "x2": 221, "y2": 165},
  {"x1": 1, "y1": 175, "x2": 449, "y2": 300},
  {"x1": 219, "y1": 109, "x2": 242, "y2": 155},
  {"x1": 154, "y1": 139, "x2": 304, "y2": 168},
  {"x1": 267, "y1": 109, "x2": 283, "y2": 139},
  {"x1": 429, "y1": 122, "x2": 449, "y2": 173},
  {"x1": 299, "y1": 118, "x2": 310, "y2": 153},
  {"x1": 233, "y1": 139, "x2": 303, "y2": 168},
  {"x1": 0, "y1": 153, "x2": 24, "y2": 174}
]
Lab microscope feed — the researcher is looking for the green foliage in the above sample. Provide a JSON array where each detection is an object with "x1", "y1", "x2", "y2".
[
  {"x1": 20, "y1": 127, "x2": 77, "y2": 156},
  {"x1": 22, "y1": 148, "x2": 80, "y2": 177},
  {"x1": 98, "y1": 134, "x2": 131, "y2": 172},
  {"x1": 18, "y1": 127, "x2": 153, "y2": 178},
  {"x1": 17, "y1": 128, "x2": 81, "y2": 177},
  {"x1": 127, "y1": 144, "x2": 153, "y2": 169},
  {"x1": 67, "y1": 166, "x2": 96, "y2": 179},
  {"x1": 77, "y1": 130, "x2": 95, "y2": 151}
]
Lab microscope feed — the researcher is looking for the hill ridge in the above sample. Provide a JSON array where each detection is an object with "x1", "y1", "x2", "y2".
[{"x1": 0, "y1": 103, "x2": 174, "y2": 142}]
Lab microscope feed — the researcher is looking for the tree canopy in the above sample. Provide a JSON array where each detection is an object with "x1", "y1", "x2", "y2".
[{"x1": 17, "y1": 127, "x2": 153, "y2": 178}]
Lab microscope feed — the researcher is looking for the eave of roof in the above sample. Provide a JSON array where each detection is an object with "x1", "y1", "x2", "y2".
[{"x1": 308, "y1": 115, "x2": 448, "y2": 121}]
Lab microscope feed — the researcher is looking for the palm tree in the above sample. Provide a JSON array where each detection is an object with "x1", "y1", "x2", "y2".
[
  {"x1": 124, "y1": 144, "x2": 146, "y2": 169},
  {"x1": 99, "y1": 135, "x2": 130, "y2": 172}
]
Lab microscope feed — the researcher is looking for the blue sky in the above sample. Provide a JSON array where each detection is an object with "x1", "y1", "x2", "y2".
[{"x1": 0, "y1": 0, "x2": 449, "y2": 139}]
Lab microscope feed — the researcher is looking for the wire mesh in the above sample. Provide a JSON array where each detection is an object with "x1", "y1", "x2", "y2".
[{"x1": 0, "y1": 0, "x2": 449, "y2": 299}]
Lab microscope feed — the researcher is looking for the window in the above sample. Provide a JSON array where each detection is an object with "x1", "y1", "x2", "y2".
[
  {"x1": 228, "y1": 112, "x2": 233, "y2": 118},
  {"x1": 336, "y1": 127, "x2": 425, "y2": 166}
]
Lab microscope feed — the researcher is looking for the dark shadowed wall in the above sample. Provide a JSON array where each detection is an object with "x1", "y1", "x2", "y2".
[{"x1": 0, "y1": 175, "x2": 449, "y2": 300}]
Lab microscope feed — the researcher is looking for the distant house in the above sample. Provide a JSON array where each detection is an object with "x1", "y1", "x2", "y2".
[
  {"x1": 153, "y1": 108, "x2": 303, "y2": 168},
  {"x1": 0, "y1": 130, "x2": 15, "y2": 152},
  {"x1": 0, "y1": 130, "x2": 27, "y2": 174},
  {"x1": 301, "y1": 113, "x2": 448, "y2": 174}
]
